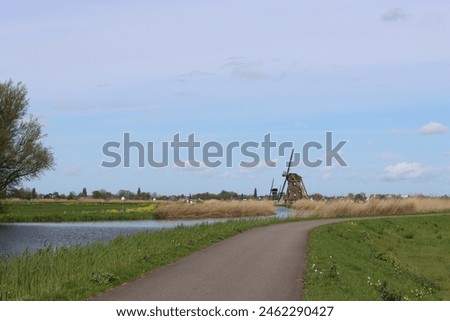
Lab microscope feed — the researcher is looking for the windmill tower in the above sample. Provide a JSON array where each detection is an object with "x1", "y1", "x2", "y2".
[
  {"x1": 269, "y1": 178, "x2": 278, "y2": 200},
  {"x1": 278, "y1": 150, "x2": 308, "y2": 203}
]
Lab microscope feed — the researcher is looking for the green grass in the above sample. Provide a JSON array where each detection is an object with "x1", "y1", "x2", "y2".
[
  {"x1": 303, "y1": 215, "x2": 450, "y2": 300},
  {"x1": 0, "y1": 217, "x2": 285, "y2": 300},
  {"x1": 0, "y1": 201, "x2": 157, "y2": 222}
]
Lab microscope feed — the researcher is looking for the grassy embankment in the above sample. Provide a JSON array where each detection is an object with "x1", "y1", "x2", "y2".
[
  {"x1": 0, "y1": 218, "x2": 284, "y2": 300},
  {"x1": 304, "y1": 215, "x2": 450, "y2": 300},
  {"x1": 0, "y1": 201, "x2": 158, "y2": 222},
  {"x1": 292, "y1": 197, "x2": 450, "y2": 218},
  {"x1": 0, "y1": 199, "x2": 275, "y2": 222}
]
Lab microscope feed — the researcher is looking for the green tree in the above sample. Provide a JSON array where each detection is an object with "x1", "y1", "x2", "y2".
[
  {"x1": 92, "y1": 190, "x2": 102, "y2": 199},
  {"x1": 218, "y1": 190, "x2": 239, "y2": 200},
  {"x1": 92, "y1": 189, "x2": 112, "y2": 200},
  {"x1": 354, "y1": 193, "x2": 367, "y2": 202},
  {"x1": 9, "y1": 187, "x2": 32, "y2": 199},
  {"x1": 67, "y1": 191, "x2": 78, "y2": 200},
  {"x1": 310, "y1": 193, "x2": 324, "y2": 201},
  {"x1": 253, "y1": 188, "x2": 257, "y2": 198},
  {"x1": 0, "y1": 80, "x2": 54, "y2": 196},
  {"x1": 82, "y1": 187, "x2": 87, "y2": 197},
  {"x1": 31, "y1": 187, "x2": 37, "y2": 199},
  {"x1": 117, "y1": 189, "x2": 133, "y2": 199}
]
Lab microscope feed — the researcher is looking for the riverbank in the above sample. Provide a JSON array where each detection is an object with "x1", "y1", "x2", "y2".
[
  {"x1": 0, "y1": 199, "x2": 276, "y2": 222},
  {"x1": 0, "y1": 201, "x2": 157, "y2": 222},
  {"x1": 0, "y1": 218, "x2": 285, "y2": 300}
]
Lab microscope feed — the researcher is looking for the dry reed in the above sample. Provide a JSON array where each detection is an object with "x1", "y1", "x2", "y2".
[
  {"x1": 292, "y1": 197, "x2": 450, "y2": 218},
  {"x1": 154, "y1": 200, "x2": 275, "y2": 219}
]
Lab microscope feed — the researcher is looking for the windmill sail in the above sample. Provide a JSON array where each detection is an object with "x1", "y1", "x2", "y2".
[{"x1": 279, "y1": 149, "x2": 294, "y2": 201}]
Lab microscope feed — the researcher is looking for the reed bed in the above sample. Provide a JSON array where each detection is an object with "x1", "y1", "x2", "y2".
[
  {"x1": 154, "y1": 200, "x2": 275, "y2": 219},
  {"x1": 292, "y1": 197, "x2": 450, "y2": 218}
]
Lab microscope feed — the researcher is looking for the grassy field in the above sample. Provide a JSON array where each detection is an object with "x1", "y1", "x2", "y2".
[
  {"x1": 293, "y1": 197, "x2": 450, "y2": 218},
  {"x1": 303, "y1": 215, "x2": 450, "y2": 300},
  {"x1": 154, "y1": 199, "x2": 275, "y2": 219},
  {"x1": 0, "y1": 199, "x2": 275, "y2": 222},
  {"x1": 0, "y1": 218, "x2": 284, "y2": 300},
  {"x1": 0, "y1": 201, "x2": 157, "y2": 222}
]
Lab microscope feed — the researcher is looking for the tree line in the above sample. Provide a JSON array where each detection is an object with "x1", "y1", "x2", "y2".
[{"x1": 5, "y1": 187, "x2": 263, "y2": 201}]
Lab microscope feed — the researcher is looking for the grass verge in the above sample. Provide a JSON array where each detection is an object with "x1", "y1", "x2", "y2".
[
  {"x1": 303, "y1": 215, "x2": 450, "y2": 300},
  {"x1": 0, "y1": 201, "x2": 157, "y2": 222},
  {"x1": 0, "y1": 218, "x2": 284, "y2": 300}
]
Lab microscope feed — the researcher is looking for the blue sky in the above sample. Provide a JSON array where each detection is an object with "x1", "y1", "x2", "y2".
[{"x1": 1, "y1": 0, "x2": 449, "y2": 196}]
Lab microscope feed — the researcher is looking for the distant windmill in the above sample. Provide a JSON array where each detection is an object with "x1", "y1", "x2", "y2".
[
  {"x1": 269, "y1": 178, "x2": 278, "y2": 200},
  {"x1": 278, "y1": 149, "x2": 308, "y2": 203}
]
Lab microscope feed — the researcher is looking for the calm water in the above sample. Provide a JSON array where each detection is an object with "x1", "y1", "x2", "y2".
[{"x1": 0, "y1": 207, "x2": 290, "y2": 258}]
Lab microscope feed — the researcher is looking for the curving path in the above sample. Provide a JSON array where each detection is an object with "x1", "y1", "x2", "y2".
[{"x1": 90, "y1": 216, "x2": 395, "y2": 301}]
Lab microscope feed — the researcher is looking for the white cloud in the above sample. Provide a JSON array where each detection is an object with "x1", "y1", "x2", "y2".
[
  {"x1": 382, "y1": 162, "x2": 431, "y2": 181},
  {"x1": 381, "y1": 8, "x2": 408, "y2": 22},
  {"x1": 377, "y1": 151, "x2": 401, "y2": 161},
  {"x1": 418, "y1": 122, "x2": 448, "y2": 135}
]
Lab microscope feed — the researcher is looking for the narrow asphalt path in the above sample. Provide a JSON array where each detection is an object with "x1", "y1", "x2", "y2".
[{"x1": 90, "y1": 217, "x2": 391, "y2": 301}]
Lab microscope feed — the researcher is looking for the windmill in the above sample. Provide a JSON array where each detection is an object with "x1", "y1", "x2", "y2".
[
  {"x1": 269, "y1": 178, "x2": 278, "y2": 200},
  {"x1": 278, "y1": 149, "x2": 308, "y2": 203}
]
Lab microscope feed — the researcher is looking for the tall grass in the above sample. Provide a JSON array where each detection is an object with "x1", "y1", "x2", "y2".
[
  {"x1": 0, "y1": 218, "x2": 283, "y2": 300},
  {"x1": 292, "y1": 197, "x2": 450, "y2": 218},
  {"x1": 154, "y1": 200, "x2": 275, "y2": 219}
]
